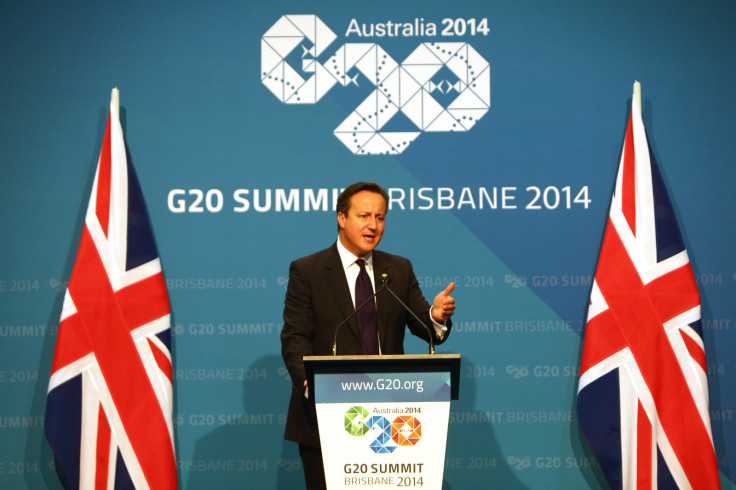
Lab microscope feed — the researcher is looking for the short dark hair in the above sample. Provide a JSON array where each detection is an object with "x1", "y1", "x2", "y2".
[{"x1": 336, "y1": 182, "x2": 389, "y2": 231}]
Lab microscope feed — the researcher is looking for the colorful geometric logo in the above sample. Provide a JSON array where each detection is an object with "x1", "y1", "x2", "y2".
[
  {"x1": 344, "y1": 405, "x2": 422, "y2": 454},
  {"x1": 344, "y1": 405, "x2": 370, "y2": 436},
  {"x1": 392, "y1": 415, "x2": 421, "y2": 446}
]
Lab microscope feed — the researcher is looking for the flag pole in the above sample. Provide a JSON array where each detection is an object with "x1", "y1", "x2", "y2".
[
  {"x1": 633, "y1": 80, "x2": 641, "y2": 115},
  {"x1": 111, "y1": 87, "x2": 120, "y2": 114}
]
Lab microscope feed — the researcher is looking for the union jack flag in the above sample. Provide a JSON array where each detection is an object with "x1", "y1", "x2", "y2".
[
  {"x1": 577, "y1": 85, "x2": 720, "y2": 489},
  {"x1": 45, "y1": 90, "x2": 177, "y2": 489}
]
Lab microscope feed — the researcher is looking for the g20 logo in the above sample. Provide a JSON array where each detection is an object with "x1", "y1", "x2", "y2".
[
  {"x1": 261, "y1": 15, "x2": 490, "y2": 155},
  {"x1": 344, "y1": 406, "x2": 421, "y2": 454}
]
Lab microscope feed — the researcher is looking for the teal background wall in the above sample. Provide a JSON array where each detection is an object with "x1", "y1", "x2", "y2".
[{"x1": 2, "y1": 1, "x2": 735, "y2": 488}]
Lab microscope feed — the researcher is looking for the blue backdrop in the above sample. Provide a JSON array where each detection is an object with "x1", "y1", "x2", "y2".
[{"x1": 1, "y1": 1, "x2": 735, "y2": 488}]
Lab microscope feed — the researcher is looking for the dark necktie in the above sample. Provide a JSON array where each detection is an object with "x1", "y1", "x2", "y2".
[{"x1": 355, "y1": 258, "x2": 378, "y2": 354}]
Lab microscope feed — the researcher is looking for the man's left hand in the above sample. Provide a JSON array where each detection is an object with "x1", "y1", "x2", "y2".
[{"x1": 431, "y1": 282, "x2": 456, "y2": 322}]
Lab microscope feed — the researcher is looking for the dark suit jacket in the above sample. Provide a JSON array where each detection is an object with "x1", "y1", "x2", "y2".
[{"x1": 280, "y1": 243, "x2": 451, "y2": 447}]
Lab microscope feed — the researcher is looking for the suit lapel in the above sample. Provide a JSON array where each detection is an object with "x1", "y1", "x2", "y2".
[{"x1": 322, "y1": 244, "x2": 362, "y2": 351}]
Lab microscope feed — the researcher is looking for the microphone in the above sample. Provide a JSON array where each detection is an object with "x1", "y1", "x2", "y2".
[
  {"x1": 332, "y1": 281, "x2": 386, "y2": 355},
  {"x1": 379, "y1": 273, "x2": 436, "y2": 355}
]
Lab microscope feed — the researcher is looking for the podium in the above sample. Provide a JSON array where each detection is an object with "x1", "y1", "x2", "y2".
[{"x1": 304, "y1": 354, "x2": 461, "y2": 490}]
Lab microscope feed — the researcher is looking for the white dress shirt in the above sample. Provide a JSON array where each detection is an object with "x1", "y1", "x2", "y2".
[{"x1": 335, "y1": 239, "x2": 446, "y2": 340}]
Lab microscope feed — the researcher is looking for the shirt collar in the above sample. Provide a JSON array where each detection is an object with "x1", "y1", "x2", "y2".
[{"x1": 336, "y1": 238, "x2": 373, "y2": 270}]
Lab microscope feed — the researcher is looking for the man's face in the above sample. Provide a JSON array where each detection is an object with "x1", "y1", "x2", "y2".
[{"x1": 337, "y1": 190, "x2": 386, "y2": 257}]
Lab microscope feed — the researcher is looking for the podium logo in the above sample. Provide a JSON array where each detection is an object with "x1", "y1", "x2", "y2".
[
  {"x1": 344, "y1": 406, "x2": 422, "y2": 454},
  {"x1": 261, "y1": 15, "x2": 491, "y2": 155}
]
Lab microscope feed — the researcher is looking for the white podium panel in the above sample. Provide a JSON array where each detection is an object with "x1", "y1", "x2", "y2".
[{"x1": 306, "y1": 355, "x2": 460, "y2": 490}]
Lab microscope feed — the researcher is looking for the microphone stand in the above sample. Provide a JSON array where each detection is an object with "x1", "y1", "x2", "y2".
[
  {"x1": 379, "y1": 274, "x2": 436, "y2": 355},
  {"x1": 332, "y1": 282, "x2": 386, "y2": 355},
  {"x1": 332, "y1": 274, "x2": 437, "y2": 356}
]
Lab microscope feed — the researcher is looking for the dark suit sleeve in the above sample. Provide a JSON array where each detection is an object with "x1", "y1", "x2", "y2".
[
  {"x1": 407, "y1": 263, "x2": 452, "y2": 345},
  {"x1": 280, "y1": 259, "x2": 314, "y2": 393},
  {"x1": 398, "y1": 257, "x2": 452, "y2": 346}
]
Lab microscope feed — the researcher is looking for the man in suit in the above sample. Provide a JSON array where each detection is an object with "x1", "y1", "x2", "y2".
[{"x1": 280, "y1": 182, "x2": 456, "y2": 489}]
